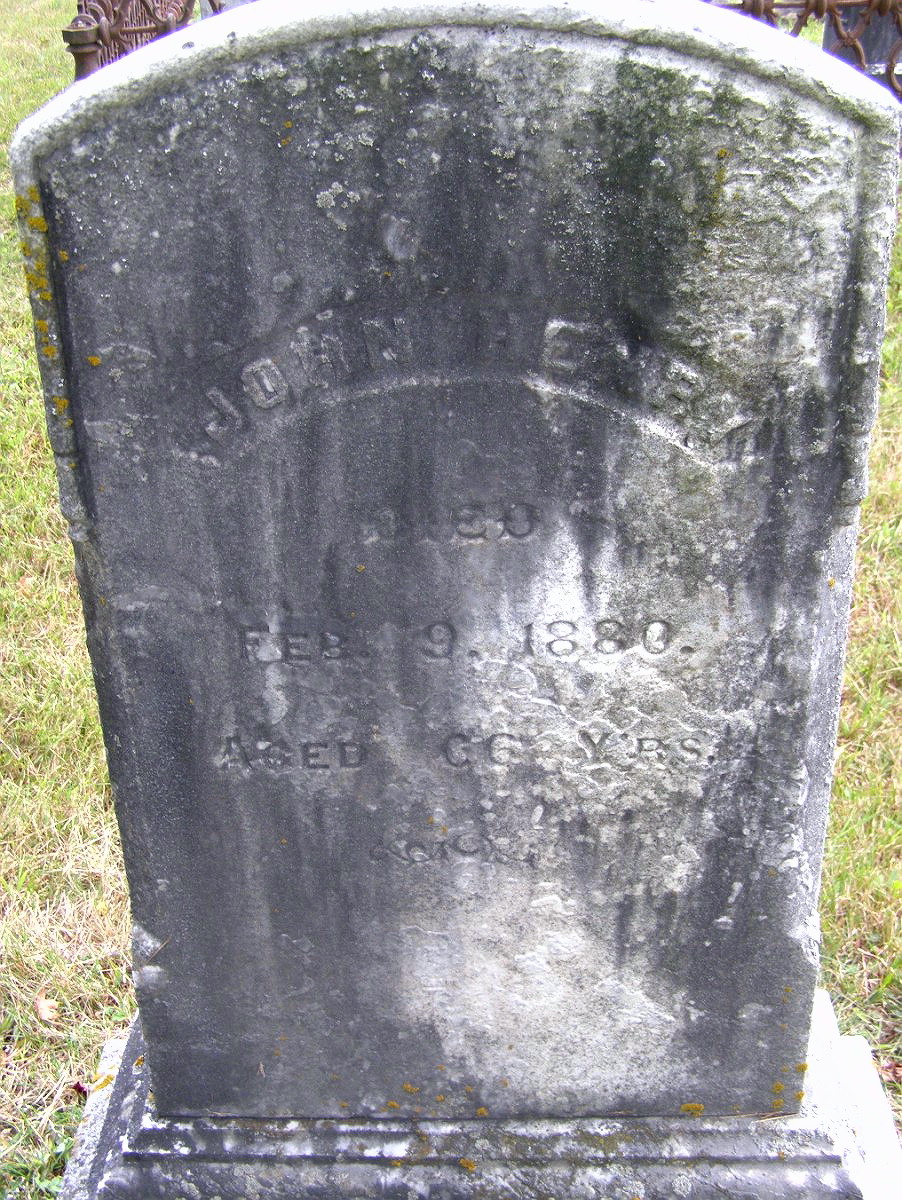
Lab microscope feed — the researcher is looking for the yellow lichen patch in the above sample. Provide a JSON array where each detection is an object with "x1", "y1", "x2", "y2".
[
  {"x1": 436, "y1": 1064, "x2": 446, "y2": 1071},
  {"x1": 385, "y1": 1100, "x2": 400, "y2": 1110},
  {"x1": 458, "y1": 1158, "x2": 477, "y2": 1173},
  {"x1": 339, "y1": 1101, "x2": 349, "y2": 1109},
  {"x1": 87, "y1": 355, "x2": 102, "y2": 367},
  {"x1": 717, "y1": 147, "x2": 731, "y2": 160},
  {"x1": 679, "y1": 1102, "x2": 705, "y2": 1116},
  {"x1": 41, "y1": 345, "x2": 58, "y2": 359},
  {"x1": 828, "y1": 577, "x2": 836, "y2": 588},
  {"x1": 795, "y1": 1091, "x2": 805, "y2": 1102},
  {"x1": 91, "y1": 1074, "x2": 114, "y2": 1091},
  {"x1": 390, "y1": 1159, "x2": 404, "y2": 1168},
  {"x1": 772, "y1": 1098, "x2": 784, "y2": 1111},
  {"x1": 402, "y1": 1083, "x2": 420, "y2": 1094},
  {"x1": 279, "y1": 136, "x2": 292, "y2": 147},
  {"x1": 134, "y1": 1055, "x2": 144, "y2": 1067},
  {"x1": 284, "y1": 119, "x2": 293, "y2": 129},
  {"x1": 35, "y1": 320, "x2": 49, "y2": 333},
  {"x1": 355, "y1": 563, "x2": 366, "y2": 572},
  {"x1": 59, "y1": 249, "x2": 70, "y2": 262},
  {"x1": 435, "y1": 1094, "x2": 445, "y2": 1102},
  {"x1": 14, "y1": 195, "x2": 29, "y2": 217},
  {"x1": 475, "y1": 1106, "x2": 488, "y2": 1117},
  {"x1": 500, "y1": 1078, "x2": 509, "y2": 1087},
  {"x1": 27, "y1": 215, "x2": 48, "y2": 232},
  {"x1": 464, "y1": 1085, "x2": 474, "y2": 1094},
  {"x1": 28, "y1": 186, "x2": 40, "y2": 203},
  {"x1": 772, "y1": 1082, "x2": 784, "y2": 1094},
  {"x1": 21, "y1": 242, "x2": 31, "y2": 256},
  {"x1": 795, "y1": 1063, "x2": 808, "y2": 1073},
  {"x1": 40, "y1": 291, "x2": 53, "y2": 302}
]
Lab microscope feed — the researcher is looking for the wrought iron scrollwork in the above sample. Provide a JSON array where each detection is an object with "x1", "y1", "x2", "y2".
[
  {"x1": 710, "y1": 0, "x2": 902, "y2": 96},
  {"x1": 62, "y1": 0, "x2": 225, "y2": 79}
]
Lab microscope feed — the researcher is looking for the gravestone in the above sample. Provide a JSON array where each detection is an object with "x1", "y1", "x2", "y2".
[{"x1": 13, "y1": 1, "x2": 901, "y2": 1196}]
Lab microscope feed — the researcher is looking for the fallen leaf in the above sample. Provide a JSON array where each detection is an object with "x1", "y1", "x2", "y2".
[
  {"x1": 877, "y1": 1059, "x2": 902, "y2": 1086},
  {"x1": 33, "y1": 989, "x2": 59, "y2": 1023}
]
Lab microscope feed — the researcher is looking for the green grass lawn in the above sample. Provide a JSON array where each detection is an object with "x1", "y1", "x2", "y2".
[{"x1": 0, "y1": 4, "x2": 899, "y2": 1196}]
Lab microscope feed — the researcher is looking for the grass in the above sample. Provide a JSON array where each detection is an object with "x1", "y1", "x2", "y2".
[
  {"x1": 1, "y1": 4, "x2": 133, "y2": 1197},
  {"x1": 821, "y1": 217, "x2": 902, "y2": 1095},
  {"x1": 0, "y1": 3, "x2": 899, "y2": 1196}
]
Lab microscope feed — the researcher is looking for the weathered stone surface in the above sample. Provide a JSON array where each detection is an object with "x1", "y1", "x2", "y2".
[
  {"x1": 13, "y1": 0, "x2": 899, "y2": 1183},
  {"x1": 59, "y1": 993, "x2": 902, "y2": 1198}
]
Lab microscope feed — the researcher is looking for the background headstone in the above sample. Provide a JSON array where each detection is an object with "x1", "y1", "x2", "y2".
[{"x1": 13, "y1": 1, "x2": 901, "y2": 1195}]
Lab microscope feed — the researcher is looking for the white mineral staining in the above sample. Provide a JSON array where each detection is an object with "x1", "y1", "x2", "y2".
[
  {"x1": 134, "y1": 964, "x2": 168, "y2": 995},
  {"x1": 380, "y1": 214, "x2": 420, "y2": 261}
]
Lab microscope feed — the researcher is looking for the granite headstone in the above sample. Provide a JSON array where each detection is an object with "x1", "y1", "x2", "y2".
[{"x1": 13, "y1": 0, "x2": 901, "y2": 1195}]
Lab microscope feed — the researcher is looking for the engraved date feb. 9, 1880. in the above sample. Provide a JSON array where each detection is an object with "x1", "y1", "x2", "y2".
[{"x1": 240, "y1": 616, "x2": 674, "y2": 665}]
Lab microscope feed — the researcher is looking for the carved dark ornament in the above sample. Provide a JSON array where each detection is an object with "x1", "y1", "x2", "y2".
[{"x1": 62, "y1": 0, "x2": 224, "y2": 79}]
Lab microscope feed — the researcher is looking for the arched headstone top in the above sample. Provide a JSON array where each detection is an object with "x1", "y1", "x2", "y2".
[{"x1": 14, "y1": 2, "x2": 901, "y2": 1194}]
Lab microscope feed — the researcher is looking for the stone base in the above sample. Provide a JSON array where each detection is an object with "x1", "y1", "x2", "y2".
[{"x1": 62, "y1": 992, "x2": 899, "y2": 1200}]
